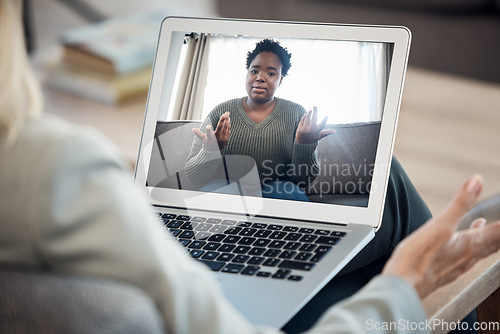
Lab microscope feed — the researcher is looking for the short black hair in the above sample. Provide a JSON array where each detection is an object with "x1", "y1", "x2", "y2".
[{"x1": 246, "y1": 39, "x2": 292, "y2": 77}]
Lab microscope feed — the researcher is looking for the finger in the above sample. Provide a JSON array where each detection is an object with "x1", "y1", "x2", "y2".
[
  {"x1": 303, "y1": 110, "x2": 312, "y2": 127},
  {"x1": 318, "y1": 116, "x2": 328, "y2": 131},
  {"x1": 319, "y1": 129, "x2": 336, "y2": 139},
  {"x1": 440, "y1": 174, "x2": 484, "y2": 230},
  {"x1": 311, "y1": 106, "x2": 318, "y2": 126},
  {"x1": 470, "y1": 217, "x2": 487, "y2": 229},
  {"x1": 192, "y1": 128, "x2": 207, "y2": 141},
  {"x1": 206, "y1": 125, "x2": 217, "y2": 142}
]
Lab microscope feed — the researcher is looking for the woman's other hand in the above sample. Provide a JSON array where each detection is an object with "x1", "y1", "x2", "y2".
[
  {"x1": 383, "y1": 174, "x2": 500, "y2": 299},
  {"x1": 295, "y1": 107, "x2": 335, "y2": 144},
  {"x1": 192, "y1": 112, "x2": 231, "y2": 151}
]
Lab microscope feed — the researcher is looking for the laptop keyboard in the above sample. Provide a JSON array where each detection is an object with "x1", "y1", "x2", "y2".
[{"x1": 159, "y1": 213, "x2": 347, "y2": 282}]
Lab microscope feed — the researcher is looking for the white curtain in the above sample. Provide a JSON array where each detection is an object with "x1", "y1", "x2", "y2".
[{"x1": 171, "y1": 33, "x2": 211, "y2": 120}]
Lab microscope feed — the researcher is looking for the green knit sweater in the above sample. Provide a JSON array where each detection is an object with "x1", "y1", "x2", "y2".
[{"x1": 185, "y1": 98, "x2": 319, "y2": 187}]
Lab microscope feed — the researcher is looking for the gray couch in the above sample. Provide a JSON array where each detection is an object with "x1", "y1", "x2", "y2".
[
  {"x1": 217, "y1": 0, "x2": 500, "y2": 84},
  {"x1": 0, "y1": 268, "x2": 164, "y2": 334},
  {"x1": 147, "y1": 120, "x2": 380, "y2": 207}
]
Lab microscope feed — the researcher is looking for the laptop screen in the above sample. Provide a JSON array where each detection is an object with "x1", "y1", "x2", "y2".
[{"x1": 145, "y1": 29, "x2": 394, "y2": 209}]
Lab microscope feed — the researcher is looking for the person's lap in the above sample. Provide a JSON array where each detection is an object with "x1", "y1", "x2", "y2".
[{"x1": 283, "y1": 158, "x2": 477, "y2": 333}]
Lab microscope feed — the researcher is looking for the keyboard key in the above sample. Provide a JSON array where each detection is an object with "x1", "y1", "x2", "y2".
[
  {"x1": 272, "y1": 269, "x2": 291, "y2": 279},
  {"x1": 248, "y1": 247, "x2": 266, "y2": 256},
  {"x1": 233, "y1": 246, "x2": 250, "y2": 254},
  {"x1": 267, "y1": 224, "x2": 283, "y2": 230},
  {"x1": 201, "y1": 251, "x2": 219, "y2": 260},
  {"x1": 295, "y1": 252, "x2": 313, "y2": 261},
  {"x1": 179, "y1": 230, "x2": 195, "y2": 239},
  {"x1": 315, "y1": 229, "x2": 330, "y2": 235},
  {"x1": 188, "y1": 240, "x2": 206, "y2": 249},
  {"x1": 241, "y1": 266, "x2": 260, "y2": 276},
  {"x1": 180, "y1": 222, "x2": 197, "y2": 230},
  {"x1": 224, "y1": 235, "x2": 241, "y2": 244},
  {"x1": 208, "y1": 234, "x2": 225, "y2": 242},
  {"x1": 232, "y1": 255, "x2": 250, "y2": 263},
  {"x1": 217, "y1": 253, "x2": 235, "y2": 262},
  {"x1": 315, "y1": 246, "x2": 332, "y2": 253},
  {"x1": 269, "y1": 240, "x2": 286, "y2": 249},
  {"x1": 222, "y1": 263, "x2": 245, "y2": 274},
  {"x1": 224, "y1": 227, "x2": 242, "y2": 235},
  {"x1": 283, "y1": 226, "x2": 299, "y2": 232},
  {"x1": 254, "y1": 230, "x2": 272, "y2": 238},
  {"x1": 284, "y1": 233, "x2": 302, "y2": 241},
  {"x1": 279, "y1": 260, "x2": 315, "y2": 271},
  {"x1": 203, "y1": 242, "x2": 221, "y2": 251},
  {"x1": 254, "y1": 239, "x2": 271, "y2": 247},
  {"x1": 284, "y1": 242, "x2": 301, "y2": 250},
  {"x1": 288, "y1": 275, "x2": 303, "y2": 281},
  {"x1": 194, "y1": 223, "x2": 213, "y2": 232},
  {"x1": 168, "y1": 229, "x2": 182, "y2": 237},
  {"x1": 300, "y1": 234, "x2": 318, "y2": 243},
  {"x1": 161, "y1": 213, "x2": 177, "y2": 219},
  {"x1": 237, "y1": 221, "x2": 252, "y2": 227},
  {"x1": 298, "y1": 228, "x2": 314, "y2": 234},
  {"x1": 262, "y1": 258, "x2": 280, "y2": 267},
  {"x1": 207, "y1": 218, "x2": 222, "y2": 224},
  {"x1": 198, "y1": 260, "x2": 225, "y2": 271},
  {"x1": 256, "y1": 271, "x2": 272, "y2": 278},
  {"x1": 191, "y1": 216, "x2": 207, "y2": 222},
  {"x1": 194, "y1": 232, "x2": 212, "y2": 240},
  {"x1": 269, "y1": 231, "x2": 287, "y2": 239},
  {"x1": 248, "y1": 256, "x2": 265, "y2": 265},
  {"x1": 252, "y1": 223, "x2": 267, "y2": 229},
  {"x1": 210, "y1": 225, "x2": 227, "y2": 234},
  {"x1": 331, "y1": 231, "x2": 347, "y2": 237},
  {"x1": 299, "y1": 244, "x2": 317, "y2": 252},
  {"x1": 189, "y1": 250, "x2": 204, "y2": 258},
  {"x1": 316, "y1": 236, "x2": 340, "y2": 245},
  {"x1": 263, "y1": 249, "x2": 281, "y2": 258},
  {"x1": 219, "y1": 244, "x2": 236, "y2": 253},
  {"x1": 279, "y1": 251, "x2": 297, "y2": 259},
  {"x1": 221, "y1": 220, "x2": 237, "y2": 225},
  {"x1": 166, "y1": 220, "x2": 183, "y2": 228},
  {"x1": 239, "y1": 228, "x2": 257, "y2": 236},
  {"x1": 238, "y1": 237, "x2": 256, "y2": 245},
  {"x1": 177, "y1": 215, "x2": 191, "y2": 221}
]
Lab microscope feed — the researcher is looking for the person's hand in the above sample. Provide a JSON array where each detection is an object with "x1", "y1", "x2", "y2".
[
  {"x1": 383, "y1": 174, "x2": 500, "y2": 299},
  {"x1": 295, "y1": 107, "x2": 335, "y2": 144},
  {"x1": 192, "y1": 112, "x2": 231, "y2": 151}
]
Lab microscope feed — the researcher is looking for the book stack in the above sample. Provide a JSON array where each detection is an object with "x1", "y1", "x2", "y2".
[{"x1": 46, "y1": 10, "x2": 166, "y2": 105}]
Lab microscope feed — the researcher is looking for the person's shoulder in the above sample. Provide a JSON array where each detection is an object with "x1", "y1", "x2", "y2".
[
  {"x1": 276, "y1": 98, "x2": 307, "y2": 116},
  {"x1": 19, "y1": 115, "x2": 128, "y2": 170},
  {"x1": 206, "y1": 98, "x2": 243, "y2": 120}
]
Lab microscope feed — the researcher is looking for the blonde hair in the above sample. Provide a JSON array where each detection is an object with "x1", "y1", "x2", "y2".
[{"x1": 0, "y1": 0, "x2": 42, "y2": 143}]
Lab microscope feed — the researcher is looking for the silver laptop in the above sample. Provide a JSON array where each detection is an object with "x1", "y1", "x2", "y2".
[{"x1": 134, "y1": 17, "x2": 411, "y2": 328}]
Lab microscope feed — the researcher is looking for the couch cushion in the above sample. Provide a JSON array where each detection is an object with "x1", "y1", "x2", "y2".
[{"x1": 306, "y1": 121, "x2": 381, "y2": 196}]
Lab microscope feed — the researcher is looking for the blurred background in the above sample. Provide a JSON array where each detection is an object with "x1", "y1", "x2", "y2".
[{"x1": 26, "y1": 0, "x2": 500, "y2": 215}]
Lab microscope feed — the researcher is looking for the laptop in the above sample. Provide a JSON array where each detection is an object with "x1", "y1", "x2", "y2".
[{"x1": 134, "y1": 16, "x2": 411, "y2": 328}]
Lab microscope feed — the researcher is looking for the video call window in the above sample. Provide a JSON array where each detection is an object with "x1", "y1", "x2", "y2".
[{"x1": 147, "y1": 32, "x2": 394, "y2": 208}]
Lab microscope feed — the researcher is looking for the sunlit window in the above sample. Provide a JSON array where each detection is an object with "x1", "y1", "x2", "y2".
[{"x1": 202, "y1": 36, "x2": 392, "y2": 124}]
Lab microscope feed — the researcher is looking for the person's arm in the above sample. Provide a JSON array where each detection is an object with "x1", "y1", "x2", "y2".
[
  {"x1": 290, "y1": 107, "x2": 335, "y2": 186},
  {"x1": 185, "y1": 111, "x2": 226, "y2": 186}
]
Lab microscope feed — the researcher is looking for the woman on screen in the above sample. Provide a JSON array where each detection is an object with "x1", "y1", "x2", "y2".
[{"x1": 185, "y1": 39, "x2": 335, "y2": 201}]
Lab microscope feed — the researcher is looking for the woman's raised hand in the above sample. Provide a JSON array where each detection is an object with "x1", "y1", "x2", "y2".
[
  {"x1": 383, "y1": 174, "x2": 500, "y2": 299},
  {"x1": 192, "y1": 112, "x2": 231, "y2": 151},
  {"x1": 295, "y1": 107, "x2": 335, "y2": 144}
]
